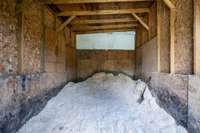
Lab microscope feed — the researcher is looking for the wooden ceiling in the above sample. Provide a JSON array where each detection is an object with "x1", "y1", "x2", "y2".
[{"x1": 47, "y1": 0, "x2": 154, "y2": 34}]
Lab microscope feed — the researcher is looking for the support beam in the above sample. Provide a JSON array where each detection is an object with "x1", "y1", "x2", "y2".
[
  {"x1": 157, "y1": 0, "x2": 161, "y2": 72},
  {"x1": 194, "y1": 0, "x2": 200, "y2": 75},
  {"x1": 72, "y1": 24, "x2": 137, "y2": 31},
  {"x1": 57, "y1": 8, "x2": 150, "y2": 16},
  {"x1": 163, "y1": 0, "x2": 176, "y2": 73},
  {"x1": 132, "y1": 13, "x2": 149, "y2": 31},
  {"x1": 57, "y1": 16, "x2": 76, "y2": 32},
  {"x1": 47, "y1": 0, "x2": 153, "y2": 4},
  {"x1": 71, "y1": 18, "x2": 137, "y2": 25},
  {"x1": 163, "y1": 0, "x2": 175, "y2": 9},
  {"x1": 76, "y1": 28, "x2": 135, "y2": 34},
  {"x1": 170, "y1": 9, "x2": 175, "y2": 73}
]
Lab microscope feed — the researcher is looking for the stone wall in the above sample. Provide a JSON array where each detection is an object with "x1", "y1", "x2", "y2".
[
  {"x1": 77, "y1": 50, "x2": 135, "y2": 79},
  {"x1": 172, "y1": 0, "x2": 193, "y2": 74},
  {"x1": 160, "y1": 2, "x2": 170, "y2": 73},
  {"x1": 0, "y1": 1, "x2": 76, "y2": 133},
  {"x1": 0, "y1": 0, "x2": 18, "y2": 76}
]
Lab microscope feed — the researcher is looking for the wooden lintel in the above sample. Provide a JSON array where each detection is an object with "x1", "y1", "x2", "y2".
[
  {"x1": 76, "y1": 28, "x2": 135, "y2": 34},
  {"x1": 57, "y1": 16, "x2": 76, "y2": 32},
  {"x1": 57, "y1": 8, "x2": 150, "y2": 16},
  {"x1": 47, "y1": 0, "x2": 153, "y2": 4},
  {"x1": 163, "y1": 0, "x2": 175, "y2": 9},
  {"x1": 71, "y1": 18, "x2": 137, "y2": 25},
  {"x1": 72, "y1": 24, "x2": 137, "y2": 31},
  {"x1": 132, "y1": 13, "x2": 149, "y2": 31}
]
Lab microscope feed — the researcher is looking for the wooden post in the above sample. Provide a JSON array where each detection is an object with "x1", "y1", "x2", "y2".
[
  {"x1": 163, "y1": 0, "x2": 176, "y2": 73},
  {"x1": 194, "y1": 0, "x2": 200, "y2": 75},
  {"x1": 148, "y1": 13, "x2": 151, "y2": 41},
  {"x1": 40, "y1": 6, "x2": 45, "y2": 72},
  {"x1": 170, "y1": 9, "x2": 175, "y2": 73},
  {"x1": 157, "y1": 0, "x2": 161, "y2": 72}
]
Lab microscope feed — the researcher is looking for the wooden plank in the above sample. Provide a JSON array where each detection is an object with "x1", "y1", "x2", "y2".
[
  {"x1": 40, "y1": 6, "x2": 45, "y2": 72},
  {"x1": 57, "y1": 16, "x2": 76, "y2": 32},
  {"x1": 47, "y1": 0, "x2": 154, "y2": 4},
  {"x1": 170, "y1": 9, "x2": 175, "y2": 73},
  {"x1": 72, "y1": 24, "x2": 137, "y2": 31},
  {"x1": 71, "y1": 18, "x2": 137, "y2": 25},
  {"x1": 76, "y1": 28, "x2": 135, "y2": 34},
  {"x1": 163, "y1": 0, "x2": 175, "y2": 9},
  {"x1": 132, "y1": 13, "x2": 149, "y2": 31},
  {"x1": 57, "y1": 8, "x2": 150, "y2": 16},
  {"x1": 163, "y1": 0, "x2": 175, "y2": 73},
  {"x1": 194, "y1": 0, "x2": 200, "y2": 75},
  {"x1": 157, "y1": 0, "x2": 161, "y2": 72}
]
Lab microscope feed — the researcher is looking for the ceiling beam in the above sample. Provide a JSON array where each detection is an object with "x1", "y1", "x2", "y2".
[
  {"x1": 47, "y1": 0, "x2": 154, "y2": 4},
  {"x1": 76, "y1": 28, "x2": 135, "y2": 34},
  {"x1": 71, "y1": 18, "x2": 137, "y2": 25},
  {"x1": 72, "y1": 23, "x2": 137, "y2": 31},
  {"x1": 57, "y1": 8, "x2": 150, "y2": 16},
  {"x1": 132, "y1": 13, "x2": 149, "y2": 31},
  {"x1": 57, "y1": 16, "x2": 76, "y2": 32}
]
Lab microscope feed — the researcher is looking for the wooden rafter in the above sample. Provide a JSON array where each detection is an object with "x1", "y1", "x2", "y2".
[
  {"x1": 47, "y1": 0, "x2": 154, "y2": 4},
  {"x1": 71, "y1": 18, "x2": 137, "y2": 25},
  {"x1": 57, "y1": 8, "x2": 150, "y2": 16},
  {"x1": 72, "y1": 24, "x2": 137, "y2": 31},
  {"x1": 57, "y1": 16, "x2": 76, "y2": 32},
  {"x1": 76, "y1": 28, "x2": 135, "y2": 34},
  {"x1": 132, "y1": 13, "x2": 149, "y2": 31}
]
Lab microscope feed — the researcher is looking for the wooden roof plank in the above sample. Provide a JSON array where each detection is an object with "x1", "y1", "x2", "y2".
[
  {"x1": 76, "y1": 28, "x2": 135, "y2": 34},
  {"x1": 72, "y1": 23, "x2": 137, "y2": 31},
  {"x1": 57, "y1": 8, "x2": 150, "y2": 16},
  {"x1": 71, "y1": 18, "x2": 137, "y2": 24},
  {"x1": 47, "y1": 0, "x2": 154, "y2": 4}
]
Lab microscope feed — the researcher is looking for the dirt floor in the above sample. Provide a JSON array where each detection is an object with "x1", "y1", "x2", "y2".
[{"x1": 17, "y1": 73, "x2": 187, "y2": 133}]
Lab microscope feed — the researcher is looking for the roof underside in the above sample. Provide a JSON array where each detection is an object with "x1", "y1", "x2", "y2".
[{"x1": 47, "y1": 0, "x2": 155, "y2": 34}]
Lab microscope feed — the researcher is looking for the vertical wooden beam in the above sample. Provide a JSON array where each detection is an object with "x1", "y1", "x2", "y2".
[
  {"x1": 148, "y1": 12, "x2": 151, "y2": 41},
  {"x1": 194, "y1": 0, "x2": 200, "y2": 75},
  {"x1": 40, "y1": 6, "x2": 45, "y2": 72},
  {"x1": 163, "y1": 0, "x2": 176, "y2": 73},
  {"x1": 157, "y1": 0, "x2": 161, "y2": 72},
  {"x1": 170, "y1": 9, "x2": 175, "y2": 73},
  {"x1": 57, "y1": 16, "x2": 76, "y2": 32}
]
